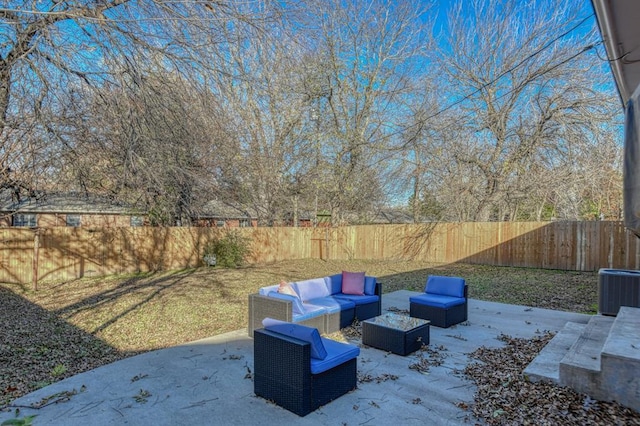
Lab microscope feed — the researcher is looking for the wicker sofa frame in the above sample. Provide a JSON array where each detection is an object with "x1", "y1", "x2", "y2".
[
  {"x1": 253, "y1": 328, "x2": 358, "y2": 416},
  {"x1": 248, "y1": 282, "x2": 382, "y2": 337}
]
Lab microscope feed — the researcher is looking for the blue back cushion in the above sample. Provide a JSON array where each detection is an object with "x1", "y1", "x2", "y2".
[
  {"x1": 364, "y1": 276, "x2": 377, "y2": 295},
  {"x1": 264, "y1": 320, "x2": 327, "y2": 360},
  {"x1": 425, "y1": 276, "x2": 466, "y2": 298},
  {"x1": 327, "y1": 274, "x2": 343, "y2": 294},
  {"x1": 293, "y1": 278, "x2": 331, "y2": 301},
  {"x1": 258, "y1": 284, "x2": 279, "y2": 296},
  {"x1": 268, "y1": 291, "x2": 305, "y2": 315}
]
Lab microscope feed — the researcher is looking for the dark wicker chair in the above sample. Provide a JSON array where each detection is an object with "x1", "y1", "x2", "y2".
[
  {"x1": 253, "y1": 328, "x2": 358, "y2": 416},
  {"x1": 409, "y1": 276, "x2": 468, "y2": 328}
]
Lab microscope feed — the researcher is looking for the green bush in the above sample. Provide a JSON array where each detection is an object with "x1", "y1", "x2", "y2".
[{"x1": 203, "y1": 229, "x2": 250, "y2": 269}]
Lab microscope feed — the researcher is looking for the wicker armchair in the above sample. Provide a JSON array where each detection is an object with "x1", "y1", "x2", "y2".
[{"x1": 253, "y1": 326, "x2": 359, "y2": 416}]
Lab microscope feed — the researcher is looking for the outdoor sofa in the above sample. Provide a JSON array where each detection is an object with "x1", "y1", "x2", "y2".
[
  {"x1": 409, "y1": 275, "x2": 468, "y2": 328},
  {"x1": 253, "y1": 318, "x2": 360, "y2": 416},
  {"x1": 247, "y1": 272, "x2": 381, "y2": 337}
]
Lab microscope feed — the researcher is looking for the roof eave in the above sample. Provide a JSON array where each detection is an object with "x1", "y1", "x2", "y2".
[{"x1": 592, "y1": 0, "x2": 627, "y2": 106}]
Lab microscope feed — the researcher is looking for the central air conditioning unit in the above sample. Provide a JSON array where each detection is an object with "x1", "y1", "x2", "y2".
[{"x1": 598, "y1": 268, "x2": 640, "y2": 316}]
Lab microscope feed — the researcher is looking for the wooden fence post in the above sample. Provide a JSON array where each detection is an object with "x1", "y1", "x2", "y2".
[
  {"x1": 325, "y1": 227, "x2": 330, "y2": 260},
  {"x1": 32, "y1": 228, "x2": 40, "y2": 291}
]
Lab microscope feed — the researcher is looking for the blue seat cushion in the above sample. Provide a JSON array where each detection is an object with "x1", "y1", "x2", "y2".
[
  {"x1": 264, "y1": 321, "x2": 327, "y2": 360},
  {"x1": 410, "y1": 293, "x2": 466, "y2": 309},
  {"x1": 334, "y1": 294, "x2": 379, "y2": 305},
  {"x1": 292, "y1": 303, "x2": 327, "y2": 322},
  {"x1": 307, "y1": 296, "x2": 356, "y2": 313},
  {"x1": 425, "y1": 276, "x2": 466, "y2": 298},
  {"x1": 310, "y1": 338, "x2": 359, "y2": 374},
  {"x1": 268, "y1": 291, "x2": 305, "y2": 315}
]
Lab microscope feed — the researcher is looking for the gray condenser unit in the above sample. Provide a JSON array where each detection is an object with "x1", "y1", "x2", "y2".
[{"x1": 598, "y1": 268, "x2": 640, "y2": 316}]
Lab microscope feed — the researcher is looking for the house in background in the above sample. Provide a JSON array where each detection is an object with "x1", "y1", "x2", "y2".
[
  {"x1": 344, "y1": 207, "x2": 419, "y2": 225},
  {"x1": 0, "y1": 191, "x2": 144, "y2": 228},
  {"x1": 366, "y1": 208, "x2": 417, "y2": 225},
  {"x1": 280, "y1": 210, "x2": 314, "y2": 227},
  {"x1": 0, "y1": 192, "x2": 325, "y2": 228},
  {"x1": 193, "y1": 200, "x2": 315, "y2": 227},
  {"x1": 194, "y1": 200, "x2": 258, "y2": 228}
]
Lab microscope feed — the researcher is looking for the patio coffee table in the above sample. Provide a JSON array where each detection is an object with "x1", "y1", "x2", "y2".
[{"x1": 361, "y1": 312, "x2": 430, "y2": 356}]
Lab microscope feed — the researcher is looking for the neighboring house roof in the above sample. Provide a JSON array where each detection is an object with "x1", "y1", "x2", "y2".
[
  {"x1": 0, "y1": 191, "x2": 134, "y2": 215},
  {"x1": 196, "y1": 201, "x2": 312, "y2": 222},
  {"x1": 348, "y1": 208, "x2": 417, "y2": 225},
  {"x1": 197, "y1": 200, "x2": 258, "y2": 220},
  {"x1": 592, "y1": 0, "x2": 640, "y2": 104},
  {"x1": 368, "y1": 208, "x2": 416, "y2": 224}
]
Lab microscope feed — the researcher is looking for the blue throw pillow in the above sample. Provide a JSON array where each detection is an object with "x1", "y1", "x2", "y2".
[
  {"x1": 264, "y1": 322, "x2": 327, "y2": 359},
  {"x1": 268, "y1": 291, "x2": 305, "y2": 315}
]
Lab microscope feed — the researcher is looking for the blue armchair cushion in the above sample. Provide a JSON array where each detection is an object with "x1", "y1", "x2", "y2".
[
  {"x1": 410, "y1": 293, "x2": 466, "y2": 309},
  {"x1": 263, "y1": 320, "x2": 327, "y2": 360},
  {"x1": 310, "y1": 338, "x2": 360, "y2": 374},
  {"x1": 425, "y1": 276, "x2": 466, "y2": 298},
  {"x1": 268, "y1": 291, "x2": 305, "y2": 316}
]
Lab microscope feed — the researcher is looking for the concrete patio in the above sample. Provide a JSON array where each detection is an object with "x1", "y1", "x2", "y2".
[{"x1": 0, "y1": 291, "x2": 592, "y2": 425}]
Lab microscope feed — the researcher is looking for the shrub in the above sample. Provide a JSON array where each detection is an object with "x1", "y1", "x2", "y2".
[{"x1": 203, "y1": 229, "x2": 251, "y2": 269}]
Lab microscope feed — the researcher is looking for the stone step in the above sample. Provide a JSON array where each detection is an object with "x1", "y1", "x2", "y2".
[
  {"x1": 599, "y1": 306, "x2": 640, "y2": 412},
  {"x1": 602, "y1": 306, "x2": 640, "y2": 360},
  {"x1": 523, "y1": 321, "x2": 586, "y2": 384},
  {"x1": 559, "y1": 315, "x2": 615, "y2": 395}
]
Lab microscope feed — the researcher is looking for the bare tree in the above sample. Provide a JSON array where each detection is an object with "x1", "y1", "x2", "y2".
[
  {"x1": 434, "y1": 0, "x2": 620, "y2": 221},
  {"x1": 56, "y1": 61, "x2": 223, "y2": 225},
  {"x1": 205, "y1": 19, "x2": 315, "y2": 226},
  {"x1": 393, "y1": 74, "x2": 452, "y2": 223},
  {"x1": 0, "y1": 1, "x2": 276, "y2": 200},
  {"x1": 301, "y1": 0, "x2": 434, "y2": 224},
  {"x1": 543, "y1": 125, "x2": 623, "y2": 220}
]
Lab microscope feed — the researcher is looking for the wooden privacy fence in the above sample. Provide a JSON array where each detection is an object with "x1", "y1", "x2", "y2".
[
  {"x1": 313, "y1": 222, "x2": 640, "y2": 271},
  {"x1": 1, "y1": 221, "x2": 639, "y2": 285}
]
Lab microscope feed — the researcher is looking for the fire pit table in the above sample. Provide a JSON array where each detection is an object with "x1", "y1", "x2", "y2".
[{"x1": 361, "y1": 312, "x2": 430, "y2": 356}]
